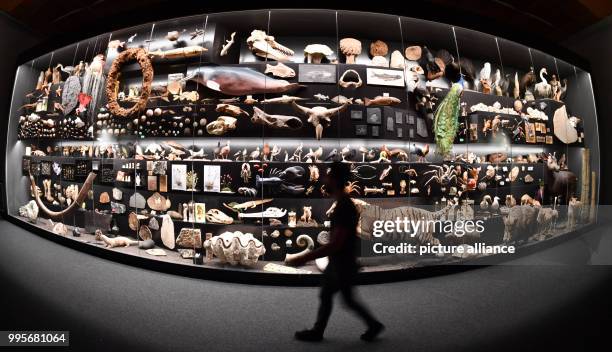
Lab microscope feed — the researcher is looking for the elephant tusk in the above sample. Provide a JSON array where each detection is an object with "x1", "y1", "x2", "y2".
[{"x1": 30, "y1": 172, "x2": 97, "y2": 220}]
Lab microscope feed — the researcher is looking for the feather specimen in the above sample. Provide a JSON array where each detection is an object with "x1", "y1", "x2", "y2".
[{"x1": 433, "y1": 83, "x2": 463, "y2": 157}]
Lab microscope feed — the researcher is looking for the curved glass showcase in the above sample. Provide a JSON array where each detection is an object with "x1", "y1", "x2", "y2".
[{"x1": 4, "y1": 10, "x2": 600, "y2": 280}]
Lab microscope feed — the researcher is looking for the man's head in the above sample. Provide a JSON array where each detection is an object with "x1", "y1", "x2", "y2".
[{"x1": 324, "y1": 162, "x2": 351, "y2": 197}]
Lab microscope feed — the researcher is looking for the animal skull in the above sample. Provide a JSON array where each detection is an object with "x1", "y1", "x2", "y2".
[
  {"x1": 246, "y1": 30, "x2": 294, "y2": 61},
  {"x1": 292, "y1": 102, "x2": 348, "y2": 140},
  {"x1": 251, "y1": 107, "x2": 303, "y2": 129}
]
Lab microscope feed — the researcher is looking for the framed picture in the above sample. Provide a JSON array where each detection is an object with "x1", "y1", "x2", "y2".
[
  {"x1": 147, "y1": 175, "x2": 157, "y2": 191},
  {"x1": 298, "y1": 64, "x2": 336, "y2": 83},
  {"x1": 407, "y1": 114, "x2": 415, "y2": 124},
  {"x1": 92, "y1": 160, "x2": 100, "y2": 171},
  {"x1": 366, "y1": 108, "x2": 382, "y2": 125},
  {"x1": 153, "y1": 161, "x2": 167, "y2": 175},
  {"x1": 171, "y1": 164, "x2": 187, "y2": 191},
  {"x1": 536, "y1": 135, "x2": 546, "y2": 143},
  {"x1": 350, "y1": 110, "x2": 363, "y2": 120},
  {"x1": 416, "y1": 118, "x2": 428, "y2": 137},
  {"x1": 203, "y1": 165, "x2": 221, "y2": 192},
  {"x1": 409, "y1": 128, "x2": 415, "y2": 139},
  {"x1": 386, "y1": 116, "x2": 394, "y2": 132},
  {"x1": 371, "y1": 126, "x2": 380, "y2": 137},
  {"x1": 545, "y1": 135, "x2": 553, "y2": 144},
  {"x1": 355, "y1": 125, "x2": 367, "y2": 136},
  {"x1": 194, "y1": 203, "x2": 206, "y2": 223},
  {"x1": 525, "y1": 122, "x2": 536, "y2": 143},
  {"x1": 159, "y1": 175, "x2": 168, "y2": 192},
  {"x1": 396, "y1": 127, "x2": 403, "y2": 138},
  {"x1": 366, "y1": 68, "x2": 405, "y2": 87},
  {"x1": 395, "y1": 111, "x2": 403, "y2": 124}
]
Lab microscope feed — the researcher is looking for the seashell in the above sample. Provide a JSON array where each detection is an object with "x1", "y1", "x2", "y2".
[
  {"x1": 139, "y1": 225, "x2": 152, "y2": 240},
  {"x1": 509, "y1": 166, "x2": 520, "y2": 182},
  {"x1": 203, "y1": 231, "x2": 265, "y2": 266},
  {"x1": 524, "y1": 174, "x2": 534, "y2": 183},
  {"x1": 147, "y1": 192, "x2": 171, "y2": 212},
  {"x1": 148, "y1": 217, "x2": 159, "y2": 230},
  {"x1": 317, "y1": 231, "x2": 330, "y2": 245},
  {"x1": 128, "y1": 212, "x2": 140, "y2": 231},
  {"x1": 285, "y1": 239, "x2": 293, "y2": 247},
  {"x1": 19, "y1": 200, "x2": 39, "y2": 222},
  {"x1": 112, "y1": 187, "x2": 123, "y2": 200}
]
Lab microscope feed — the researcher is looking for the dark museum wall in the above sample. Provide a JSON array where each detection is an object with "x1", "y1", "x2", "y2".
[
  {"x1": 564, "y1": 16, "x2": 612, "y2": 205},
  {"x1": 0, "y1": 13, "x2": 40, "y2": 211}
]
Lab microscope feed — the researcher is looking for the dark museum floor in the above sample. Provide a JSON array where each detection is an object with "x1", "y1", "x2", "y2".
[{"x1": 1, "y1": 219, "x2": 612, "y2": 352}]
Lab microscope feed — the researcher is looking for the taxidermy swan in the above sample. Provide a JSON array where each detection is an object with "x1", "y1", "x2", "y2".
[
  {"x1": 534, "y1": 68, "x2": 552, "y2": 99},
  {"x1": 477, "y1": 62, "x2": 491, "y2": 93}
]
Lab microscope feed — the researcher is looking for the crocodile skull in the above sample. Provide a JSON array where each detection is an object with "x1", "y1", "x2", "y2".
[{"x1": 246, "y1": 30, "x2": 294, "y2": 61}]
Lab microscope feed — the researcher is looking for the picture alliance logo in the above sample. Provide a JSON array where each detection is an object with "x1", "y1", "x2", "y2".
[{"x1": 371, "y1": 218, "x2": 486, "y2": 238}]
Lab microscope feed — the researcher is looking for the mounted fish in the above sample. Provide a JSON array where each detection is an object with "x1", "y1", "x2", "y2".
[
  {"x1": 251, "y1": 107, "x2": 303, "y2": 129},
  {"x1": 364, "y1": 95, "x2": 401, "y2": 106},
  {"x1": 246, "y1": 30, "x2": 294, "y2": 61},
  {"x1": 433, "y1": 83, "x2": 463, "y2": 157},
  {"x1": 265, "y1": 62, "x2": 295, "y2": 78},
  {"x1": 292, "y1": 102, "x2": 348, "y2": 140},
  {"x1": 184, "y1": 66, "x2": 301, "y2": 96}
]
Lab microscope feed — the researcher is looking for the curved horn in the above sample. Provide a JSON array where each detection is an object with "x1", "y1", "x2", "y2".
[
  {"x1": 30, "y1": 172, "x2": 97, "y2": 220},
  {"x1": 291, "y1": 101, "x2": 313, "y2": 115},
  {"x1": 322, "y1": 103, "x2": 348, "y2": 117},
  {"x1": 284, "y1": 234, "x2": 315, "y2": 263}
]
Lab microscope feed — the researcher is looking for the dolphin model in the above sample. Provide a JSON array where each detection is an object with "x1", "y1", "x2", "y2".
[{"x1": 184, "y1": 66, "x2": 301, "y2": 96}]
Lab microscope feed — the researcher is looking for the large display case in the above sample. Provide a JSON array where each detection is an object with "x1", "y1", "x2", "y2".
[{"x1": 4, "y1": 10, "x2": 600, "y2": 279}]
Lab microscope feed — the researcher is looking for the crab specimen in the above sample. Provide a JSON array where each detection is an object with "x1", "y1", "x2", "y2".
[
  {"x1": 246, "y1": 30, "x2": 294, "y2": 61},
  {"x1": 423, "y1": 164, "x2": 458, "y2": 187},
  {"x1": 344, "y1": 181, "x2": 361, "y2": 195},
  {"x1": 309, "y1": 165, "x2": 320, "y2": 182}
]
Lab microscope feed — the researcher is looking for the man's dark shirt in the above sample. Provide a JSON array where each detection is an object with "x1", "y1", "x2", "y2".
[{"x1": 329, "y1": 195, "x2": 359, "y2": 268}]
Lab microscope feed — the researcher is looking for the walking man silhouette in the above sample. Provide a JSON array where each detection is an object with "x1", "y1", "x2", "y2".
[{"x1": 286, "y1": 162, "x2": 384, "y2": 342}]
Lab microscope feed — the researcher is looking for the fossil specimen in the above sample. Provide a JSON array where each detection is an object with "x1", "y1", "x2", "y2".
[
  {"x1": 246, "y1": 29, "x2": 294, "y2": 61},
  {"x1": 215, "y1": 103, "x2": 248, "y2": 117},
  {"x1": 292, "y1": 102, "x2": 348, "y2": 140},
  {"x1": 147, "y1": 192, "x2": 171, "y2": 212},
  {"x1": 206, "y1": 116, "x2": 237, "y2": 135},
  {"x1": 339, "y1": 38, "x2": 361, "y2": 64},
  {"x1": 251, "y1": 107, "x2": 303, "y2": 130},
  {"x1": 338, "y1": 69, "x2": 363, "y2": 88},
  {"x1": 260, "y1": 95, "x2": 307, "y2": 104},
  {"x1": 285, "y1": 234, "x2": 315, "y2": 264},
  {"x1": 203, "y1": 231, "x2": 266, "y2": 266},
  {"x1": 304, "y1": 44, "x2": 334, "y2": 63},
  {"x1": 265, "y1": 62, "x2": 295, "y2": 78},
  {"x1": 177, "y1": 228, "x2": 202, "y2": 248},
  {"x1": 206, "y1": 209, "x2": 234, "y2": 224}
]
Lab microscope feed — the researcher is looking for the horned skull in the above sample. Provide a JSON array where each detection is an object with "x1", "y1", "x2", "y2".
[
  {"x1": 292, "y1": 102, "x2": 348, "y2": 140},
  {"x1": 246, "y1": 30, "x2": 294, "y2": 61}
]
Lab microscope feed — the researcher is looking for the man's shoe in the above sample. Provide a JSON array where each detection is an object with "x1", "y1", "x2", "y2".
[
  {"x1": 295, "y1": 329, "x2": 324, "y2": 342},
  {"x1": 361, "y1": 322, "x2": 385, "y2": 341}
]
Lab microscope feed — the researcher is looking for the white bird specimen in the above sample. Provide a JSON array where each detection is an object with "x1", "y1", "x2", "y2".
[
  {"x1": 490, "y1": 196, "x2": 500, "y2": 212},
  {"x1": 480, "y1": 195, "x2": 491, "y2": 210},
  {"x1": 534, "y1": 68, "x2": 552, "y2": 99}
]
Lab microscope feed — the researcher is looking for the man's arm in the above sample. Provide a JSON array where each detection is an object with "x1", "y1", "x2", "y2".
[{"x1": 285, "y1": 226, "x2": 350, "y2": 266}]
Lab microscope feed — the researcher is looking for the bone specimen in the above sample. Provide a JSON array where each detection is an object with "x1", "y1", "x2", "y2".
[
  {"x1": 251, "y1": 107, "x2": 303, "y2": 130},
  {"x1": 364, "y1": 187, "x2": 385, "y2": 195},
  {"x1": 216, "y1": 103, "x2": 248, "y2": 117},
  {"x1": 285, "y1": 234, "x2": 315, "y2": 264},
  {"x1": 260, "y1": 95, "x2": 307, "y2": 104},
  {"x1": 314, "y1": 93, "x2": 329, "y2": 101},
  {"x1": 220, "y1": 32, "x2": 236, "y2": 56},
  {"x1": 244, "y1": 95, "x2": 258, "y2": 104},
  {"x1": 100, "y1": 234, "x2": 139, "y2": 248},
  {"x1": 238, "y1": 207, "x2": 287, "y2": 219},
  {"x1": 304, "y1": 44, "x2": 334, "y2": 63},
  {"x1": 292, "y1": 102, "x2": 348, "y2": 140},
  {"x1": 206, "y1": 116, "x2": 237, "y2": 135},
  {"x1": 265, "y1": 62, "x2": 295, "y2": 78},
  {"x1": 160, "y1": 214, "x2": 175, "y2": 249},
  {"x1": 185, "y1": 66, "x2": 300, "y2": 96},
  {"x1": 379, "y1": 165, "x2": 392, "y2": 181},
  {"x1": 364, "y1": 95, "x2": 401, "y2": 106},
  {"x1": 246, "y1": 30, "x2": 294, "y2": 61},
  {"x1": 339, "y1": 69, "x2": 363, "y2": 88},
  {"x1": 405, "y1": 46, "x2": 422, "y2": 60},
  {"x1": 203, "y1": 231, "x2": 266, "y2": 266},
  {"x1": 176, "y1": 228, "x2": 202, "y2": 248},
  {"x1": 552, "y1": 105, "x2": 578, "y2": 144},
  {"x1": 149, "y1": 46, "x2": 208, "y2": 60},
  {"x1": 223, "y1": 198, "x2": 273, "y2": 213},
  {"x1": 206, "y1": 209, "x2": 234, "y2": 224},
  {"x1": 433, "y1": 83, "x2": 463, "y2": 157},
  {"x1": 339, "y1": 38, "x2": 362, "y2": 64},
  {"x1": 30, "y1": 172, "x2": 96, "y2": 220},
  {"x1": 19, "y1": 200, "x2": 39, "y2": 222}
]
